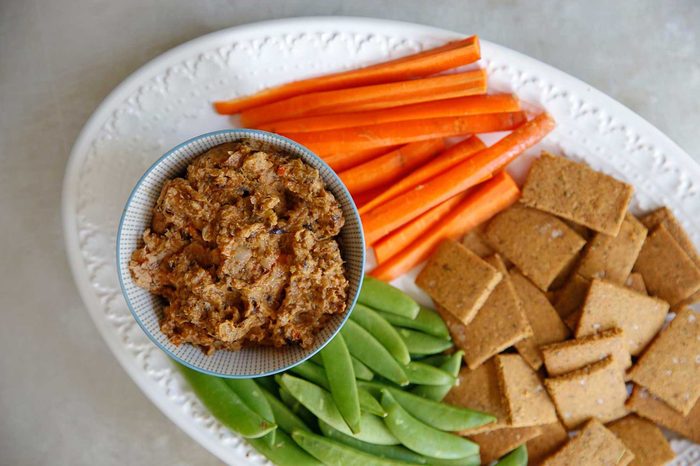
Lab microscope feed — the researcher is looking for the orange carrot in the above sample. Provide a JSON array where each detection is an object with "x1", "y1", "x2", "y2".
[
  {"x1": 323, "y1": 145, "x2": 401, "y2": 172},
  {"x1": 329, "y1": 87, "x2": 490, "y2": 114},
  {"x1": 339, "y1": 139, "x2": 446, "y2": 194},
  {"x1": 361, "y1": 113, "x2": 555, "y2": 245},
  {"x1": 358, "y1": 136, "x2": 486, "y2": 215},
  {"x1": 240, "y1": 70, "x2": 487, "y2": 127},
  {"x1": 352, "y1": 186, "x2": 387, "y2": 209},
  {"x1": 214, "y1": 36, "x2": 480, "y2": 114},
  {"x1": 371, "y1": 172, "x2": 520, "y2": 281},
  {"x1": 258, "y1": 95, "x2": 521, "y2": 133},
  {"x1": 287, "y1": 112, "x2": 526, "y2": 155},
  {"x1": 373, "y1": 191, "x2": 468, "y2": 264}
]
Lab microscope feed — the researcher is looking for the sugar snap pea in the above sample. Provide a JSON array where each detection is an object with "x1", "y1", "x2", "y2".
[
  {"x1": 423, "y1": 455, "x2": 481, "y2": 466},
  {"x1": 414, "y1": 353, "x2": 451, "y2": 367},
  {"x1": 292, "y1": 429, "x2": 412, "y2": 466},
  {"x1": 311, "y1": 351, "x2": 374, "y2": 381},
  {"x1": 381, "y1": 390, "x2": 479, "y2": 459},
  {"x1": 398, "y1": 328, "x2": 453, "y2": 356},
  {"x1": 359, "y1": 276, "x2": 420, "y2": 319},
  {"x1": 255, "y1": 375, "x2": 278, "y2": 394},
  {"x1": 318, "y1": 420, "x2": 428, "y2": 464},
  {"x1": 351, "y1": 304, "x2": 411, "y2": 365},
  {"x1": 278, "y1": 384, "x2": 317, "y2": 428},
  {"x1": 378, "y1": 306, "x2": 450, "y2": 339},
  {"x1": 404, "y1": 361, "x2": 455, "y2": 386},
  {"x1": 224, "y1": 378, "x2": 276, "y2": 445},
  {"x1": 249, "y1": 429, "x2": 322, "y2": 466},
  {"x1": 412, "y1": 351, "x2": 464, "y2": 401},
  {"x1": 321, "y1": 333, "x2": 361, "y2": 433},
  {"x1": 495, "y1": 445, "x2": 528, "y2": 466},
  {"x1": 342, "y1": 320, "x2": 409, "y2": 386},
  {"x1": 177, "y1": 364, "x2": 276, "y2": 438},
  {"x1": 261, "y1": 387, "x2": 311, "y2": 434}
]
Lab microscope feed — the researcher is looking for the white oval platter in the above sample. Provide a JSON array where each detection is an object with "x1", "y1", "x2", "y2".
[{"x1": 62, "y1": 17, "x2": 700, "y2": 465}]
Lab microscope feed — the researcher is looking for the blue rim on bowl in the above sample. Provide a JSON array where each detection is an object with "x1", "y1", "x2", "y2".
[{"x1": 116, "y1": 129, "x2": 365, "y2": 378}]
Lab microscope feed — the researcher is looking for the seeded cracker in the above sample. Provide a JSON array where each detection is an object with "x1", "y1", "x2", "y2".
[
  {"x1": 468, "y1": 425, "x2": 543, "y2": 464},
  {"x1": 485, "y1": 204, "x2": 586, "y2": 291},
  {"x1": 553, "y1": 273, "x2": 590, "y2": 320},
  {"x1": 633, "y1": 224, "x2": 700, "y2": 306},
  {"x1": 495, "y1": 354, "x2": 558, "y2": 426},
  {"x1": 521, "y1": 152, "x2": 633, "y2": 235},
  {"x1": 416, "y1": 240, "x2": 502, "y2": 326},
  {"x1": 443, "y1": 360, "x2": 505, "y2": 435},
  {"x1": 544, "y1": 356, "x2": 628, "y2": 429},
  {"x1": 626, "y1": 385, "x2": 700, "y2": 443},
  {"x1": 457, "y1": 255, "x2": 533, "y2": 369},
  {"x1": 625, "y1": 273, "x2": 647, "y2": 294},
  {"x1": 526, "y1": 421, "x2": 569, "y2": 465},
  {"x1": 607, "y1": 414, "x2": 675, "y2": 466},
  {"x1": 628, "y1": 307, "x2": 700, "y2": 415},
  {"x1": 541, "y1": 419, "x2": 632, "y2": 466},
  {"x1": 575, "y1": 279, "x2": 669, "y2": 356},
  {"x1": 540, "y1": 327, "x2": 631, "y2": 377},
  {"x1": 576, "y1": 213, "x2": 647, "y2": 284},
  {"x1": 510, "y1": 270, "x2": 569, "y2": 369}
]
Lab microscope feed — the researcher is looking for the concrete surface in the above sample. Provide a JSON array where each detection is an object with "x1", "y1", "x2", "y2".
[{"x1": 1, "y1": 0, "x2": 698, "y2": 464}]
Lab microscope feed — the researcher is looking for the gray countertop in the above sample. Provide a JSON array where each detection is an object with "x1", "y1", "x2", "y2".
[{"x1": 1, "y1": 1, "x2": 698, "y2": 464}]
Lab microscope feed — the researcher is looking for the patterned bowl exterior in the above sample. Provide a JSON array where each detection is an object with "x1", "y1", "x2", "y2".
[{"x1": 116, "y1": 129, "x2": 365, "y2": 377}]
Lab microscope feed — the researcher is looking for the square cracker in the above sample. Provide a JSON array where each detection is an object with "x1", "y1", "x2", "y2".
[
  {"x1": 416, "y1": 239, "x2": 502, "y2": 326},
  {"x1": 485, "y1": 204, "x2": 586, "y2": 291},
  {"x1": 541, "y1": 419, "x2": 632, "y2": 466},
  {"x1": 625, "y1": 273, "x2": 647, "y2": 294},
  {"x1": 468, "y1": 425, "x2": 542, "y2": 464},
  {"x1": 633, "y1": 224, "x2": 700, "y2": 306},
  {"x1": 628, "y1": 307, "x2": 700, "y2": 415},
  {"x1": 460, "y1": 229, "x2": 495, "y2": 258},
  {"x1": 444, "y1": 359, "x2": 505, "y2": 435},
  {"x1": 576, "y1": 213, "x2": 647, "y2": 284},
  {"x1": 541, "y1": 327, "x2": 631, "y2": 377},
  {"x1": 626, "y1": 385, "x2": 700, "y2": 443},
  {"x1": 456, "y1": 255, "x2": 533, "y2": 369},
  {"x1": 495, "y1": 354, "x2": 558, "y2": 427},
  {"x1": 544, "y1": 356, "x2": 628, "y2": 429},
  {"x1": 511, "y1": 270, "x2": 570, "y2": 369},
  {"x1": 521, "y1": 152, "x2": 634, "y2": 235},
  {"x1": 526, "y1": 421, "x2": 569, "y2": 466},
  {"x1": 553, "y1": 273, "x2": 590, "y2": 320},
  {"x1": 607, "y1": 414, "x2": 675, "y2": 466},
  {"x1": 575, "y1": 279, "x2": 669, "y2": 356}
]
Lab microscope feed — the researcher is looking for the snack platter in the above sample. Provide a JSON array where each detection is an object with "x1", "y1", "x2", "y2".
[{"x1": 62, "y1": 17, "x2": 700, "y2": 464}]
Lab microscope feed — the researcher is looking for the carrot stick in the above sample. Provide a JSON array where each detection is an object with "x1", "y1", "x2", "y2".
[
  {"x1": 287, "y1": 112, "x2": 526, "y2": 155},
  {"x1": 339, "y1": 139, "x2": 446, "y2": 194},
  {"x1": 358, "y1": 136, "x2": 486, "y2": 214},
  {"x1": 330, "y1": 87, "x2": 489, "y2": 114},
  {"x1": 258, "y1": 95, "x2": 521, "y2": 133},
  {"x1": 323, "y1": 145, "x2": 401, "y2": 172},
  {"x1": 371, "y1": 172, "x2": 520, "y2": 281},
  {"x1": 361, "y1": 112, "x2": 555, "y2": 245},
  {"x1": 352, "y1": 186, "x2": 387, "y2": 209},
  {"x1": 373, "y1": 191, "x2": 468, "y2": 264},
  {"x1": 214, "y1": 36, "x2": 480, "y2": 114},
  {"x1": 240, "y1": 69, "x2": 487, "y2": 127}
]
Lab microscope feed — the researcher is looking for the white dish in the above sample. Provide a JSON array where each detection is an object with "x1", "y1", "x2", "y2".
[{"x1": 62, "y1": 17, "x2": 700, "y2": 465}]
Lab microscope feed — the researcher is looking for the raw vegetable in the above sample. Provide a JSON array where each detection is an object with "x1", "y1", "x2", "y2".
[
  {"x1": 225, "y1": 379, "x2": 276, "y2": 445},
  {"x1": 324, "y1": 145, "x2": 400, "y2": 172},
  {"x1": 377, "y1": 306, "x2": 450, "y2": 339},
  {"x1": 404, "y1": 361, "x2": 455, "y2": 386},
  {"x1": 358, "y1": 276, "x2": 420, "y2": 319},
  {"x1": 292, "y1": 429, "x2": 411, "y2": 466},
  {"x1": 321, "y1": 333, "x2": 362, "y2": 433},
  {"x1": 350, "y1": 304, "x2": 412, "y2": 365},
  {"x1": 412, "y1": 351, "x2": 464, "y2": 401},
  {"x1": 248, "y1": 430, "x2": 322, "y2": 466},
  {"x1": 495, "y1": 445, "x2": 528, "y2": 466},
  {"x1": 342, "y1": 320, "x2": 410, "y2": 386}
]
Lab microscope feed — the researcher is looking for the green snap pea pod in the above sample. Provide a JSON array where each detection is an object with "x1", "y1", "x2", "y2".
[
  {"x1": 261, "y1": 387, "x2": 311, "y2": 434},
  {"x1": 318, "y1": 420, "x2": 428, "y2": 464},
  {"x1": 359, "y1": 388, "x2": 386, "y2": 417},
  {"x1": 352, "y1": 356, "x2": 375, "y2": 381},
  {"x1": 321, "y1": 333, "x2": 361, "y2": 433},
  {"x1": 225, "y1": 379, "x2": 276, "y2": 445},
  {"x1": 381, "y1": 390, "x2": 479, "y2": 459},
  {"x1": 358, "y1": 276, "x2": 420, "y2": 319},
  {"x1": 255, "y1": 375, "x2": 278, "y2": 395},
  {"x1": 350, "y1": 304, "x2": 411, "y2": 365},
  {"x1": 495, "y1": 445, "x2": 528, "y2": 466},
  {"x1": 292, "y1": 429, "x2": 413, "y2": 466},
  {"x1": 278, "y1": 384, "x2": 317, "y2": 428},
  {"x1": 398, "y1": 328, "x2": 453, "y2": 356},
  {"x1": 414, "y1": 353, "x2": 452, "y2": 367},
  {"x1": 249, "y1": 429, "x2": 323, "y2": 466},
  {"x1": 387, "y1": 384, "x2": 495, "y2": 431},
  {"x1": 309, "y1": 353, "x2": 324, "y2": 365},
  {"x1": 342, "y1": 320, "x2": 409, "y2": 386},
  {"x1": 423, "y1": 455, "x2": 481, "y2": 466},
  {"x1": 378, "y1": 306, "x2": 450, "y2": 339},
  {"x1": 404, "y1": 361, "x2": 455, "y2": 386},
  {"x1": 412, "y1": 351, "x2": 464, "y2": 401},
  {"x1": 177, "y1": 364, "x2": 275, "y2": 438}
]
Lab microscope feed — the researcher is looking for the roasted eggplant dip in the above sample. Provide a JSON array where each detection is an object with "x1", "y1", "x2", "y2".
[{"x1": 129, "y1": 140, "x2": 348, "y2": 354}]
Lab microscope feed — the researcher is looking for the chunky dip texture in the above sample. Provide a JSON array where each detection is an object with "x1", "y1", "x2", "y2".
[{"x1": 129, "y1": 140, "x2": 348, "y2": 354}]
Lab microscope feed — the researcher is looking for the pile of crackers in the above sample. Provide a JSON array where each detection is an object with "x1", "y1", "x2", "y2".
[{"x1": 416, "y1": 152, "x2": 700, "y2": 465}]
